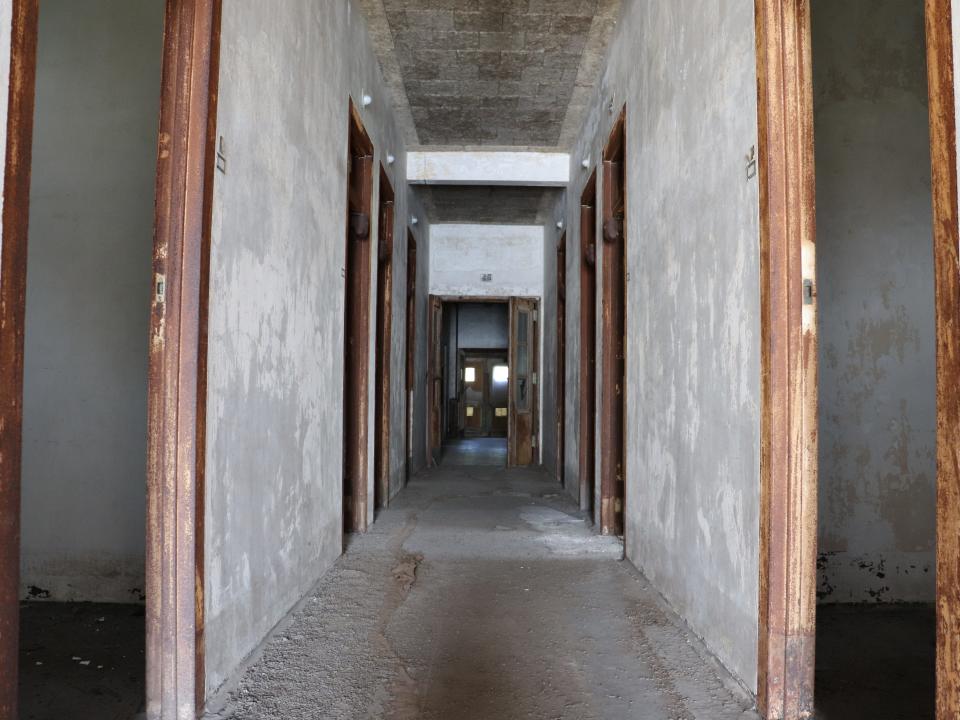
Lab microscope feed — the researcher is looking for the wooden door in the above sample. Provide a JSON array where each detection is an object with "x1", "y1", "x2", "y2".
[
  {"x1": 427, "y1": 295, "x2": 443, "y2": 465},
  {"x1": 343, "y1": 103, "x2": 374, "y2": 534},
  {"x1": 461, "y1": 357, "x2": 486, "y2": 435},
  {"x1": 579, "y1": 172, "x2": 598, "y2": 514},
  {"x1": 600, "y1": 110, "x2": 626, "y2": 536},
  {"x1": 404, "y1": 231, "x2": 417, "y2": 480},
  {"x1": 509, "y1": 298, "x2": 539, "y2": 466},
  {"x1": 374, "y1": 166, "x2": 394, "y2": 511},
  {"x1": 557, "y1": 234, "x2": 567, "y2": 485}
]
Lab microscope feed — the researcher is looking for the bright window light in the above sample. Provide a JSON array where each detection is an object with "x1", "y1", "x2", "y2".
[
  {"x1": 464, "y1": 367, "x2": 476, "y2": 383},
  {"x1": 492, "y1": 365, "x2": 509, "y2": 384}
]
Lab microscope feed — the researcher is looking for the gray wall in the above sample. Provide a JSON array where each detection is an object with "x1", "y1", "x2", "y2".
[
  {"x1": 560, "y1": 0, "x2": 762, "y2": 690},
  {"x1": 204, "y1": 0, "x2": 428, "y2": 696},
  {"x1": 20, "y1": 0, "x2": 163, "y2": 603},
  {"x1": 813, "y1": 0, "x2": 937, "y2": 604}
]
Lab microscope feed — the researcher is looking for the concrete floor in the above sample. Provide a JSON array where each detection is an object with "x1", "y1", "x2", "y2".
[
  {"x1": 19, "y1": 602, "x2": 145, "y2": 719},
  {"x1": 206, "y1": 465, "x2": 759, "y2": 720},
  {"x1": 815, "y1": 603, "x2": 935, "y2": 719},
  {"x1": 440, "y1": 437, "x2": 508, "y2": 466}
]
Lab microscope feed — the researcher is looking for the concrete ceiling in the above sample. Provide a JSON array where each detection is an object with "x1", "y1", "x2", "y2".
[
  {"x1": 357, "y1": 0, "x2": 621, "y2": 149},
  {"x1": 416, "y1": 185, "x2": 562, "y2": 224}
]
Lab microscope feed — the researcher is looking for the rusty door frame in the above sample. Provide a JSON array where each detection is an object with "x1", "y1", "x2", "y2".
[
  {"x1": 374, "y1": 164, "x2": 394, "y2": 511},
  {"x1": 405, "y1": 229, "x2": 417, "y2": 481},
  {"x1": 0, "y1": 3, "x2": 38, "y2": 717},
  {"x1": 556, "y1": 232, "x2": 567, "y2": 486},
  {"x1": 427, "y1": 294, "x2": 443, "y2": 465},
  {"x1": 0, "y1": 1, "x2": 222, "y2": 718},
  {"x1": 579, "y1": 170, "x2": 598, "y2": 515},
  {"x1": 925, "y1": 4, "x2": 960, "y2": 716},
  {"x1": 599, "y1": 109, "x2": 626, "y2": 537},
  {"x1": 149, "y1": 0, "x2": 222, "y2": 715},
  {"x1": 755, "y1": 1, "x2": 960, "y2": 718},
  {"x1": 343, "y1": 100, "x2": 375, "y2": 534}
]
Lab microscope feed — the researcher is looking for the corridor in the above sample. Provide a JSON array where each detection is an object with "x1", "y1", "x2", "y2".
[{"x1": 206, "y1": 467, "x2": 757, "y2": 720}]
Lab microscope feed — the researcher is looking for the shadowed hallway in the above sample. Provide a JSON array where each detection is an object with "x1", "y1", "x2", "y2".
[{"x1": 205, "y1": 467, "x2": 758, "y2": 720}]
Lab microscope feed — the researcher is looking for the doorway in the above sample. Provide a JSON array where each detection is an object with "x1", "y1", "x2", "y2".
[
  {"x1": 374, "y1": 166, "x2": 394, "y2": 511},
  {"x1": 405, "y1": 230, "x2": 417, "y2": 482},
  {"x1": 14, "y1": 2, "x2": 165, "y2": 717},
  {"x1": 556, "y1": 233, "x2": 567, "y2": 487},
  {"x1": 0, "y1": 0, "x2": 220, "y2": 717},
  {"x1": 435, "y1": 300, "x2": 511, "y2": 467},
  {"x1": 755, "y1": 0, "x2": 959, "y2": 717},
  {"x1": 810, "y1": 2, "x2": 936, "y2": 717},
  {"x1": 342, "y1": 102, "x2": 374, "y2": 535},
  {"x1": 600, "y1": 111, "x2": 626, "y2": 537},
  {"x1": 579, "y1": 170, "x2": 598, "y2": 515}
]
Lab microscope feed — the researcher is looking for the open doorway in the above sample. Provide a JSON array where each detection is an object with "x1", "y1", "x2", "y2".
[
  {"x1": 756, "y1": 0, "x2": 959, "y2": 717},
  {"x1": 436, "y1": 301, "x2": 510, "y2": 467},
  {"x1": 600, "y1": 111, "x2": 626, "y2": 537},
  {"x1": 810, "y1": 2, "x2": 936, "y2": 717},
  {"x1": 374, "y1": 166, "x2": 394, "y2": 511},
  {"x1": 9, "y1": 2, "x2": 166, "y2": 717},
  {"x1": 343, "y1": 102, "x2": 374, "y2": 534}
]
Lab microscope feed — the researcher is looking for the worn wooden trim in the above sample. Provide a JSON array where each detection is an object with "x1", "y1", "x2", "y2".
[
  {"x1": 556, "y1": 233, "x2": 567, "y2": 487},
  {"x1": 579, "y1": 171, "x2": 597, "y2": 515},
  {"x1": 755, "y1": 0, "x2": 818, "y2": 717},
  {"x1": 343, "y1": 102, "x2": 374, "y2": 534},
  {"x1": 0, "y1": 2, "x2": 38, "y2": 718},
  {"x1": 404, "y1": 230, "x2": 417, "y2": 480},
  {"x1": 927, "y1": 1, "x2": 960, "y2": 717},
  {"x1": 374, "y1": 166, "x2": 394, "y2": 510},
  {"x1": 147, "y1": 0, "x2": 221, "y2": 716},
  {"x1": 193, "y1": 0, "x2": 221, "y2": 710},
  {"x1": 599, "y1": 111, "x2": 626, "y2": 537}
]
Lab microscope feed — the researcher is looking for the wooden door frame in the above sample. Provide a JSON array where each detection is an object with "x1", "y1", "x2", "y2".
[
  {"x1": 0, "y1": 1, "x2": 221, "y2": 718},
  {"x1": 507, "y1": 296, "x2": 540, "y2": 467},
  {"x1": 556, "y1": 232, "x2": 567, "y2": 487},
  {"x1": 0, "y1": 3, "x2": 38, "y2": 716},
  {"x1": 404, "y1": 229, "x2": 417, "y2": 481},
  {"x1": 599, "y1": 109, "x2": 626, "y2": 537},
  {"x1": 579, "y1": 170, "x2": 598, "y2": 514},
  {"x1": 374, "y1": 165, "x2": 394, "y2": 511},
  {"x1": 343, "y1": 101, "x2": 374, "y2": 534},
  {"x1": 755, "y1": 1, "x2": 959, "y2": 718}
]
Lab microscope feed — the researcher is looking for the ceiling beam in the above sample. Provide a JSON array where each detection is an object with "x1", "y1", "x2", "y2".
[{"x1": 407, "y1": 151, "x2": 570, "y2": 187}]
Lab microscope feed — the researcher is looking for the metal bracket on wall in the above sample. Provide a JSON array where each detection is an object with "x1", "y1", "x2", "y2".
[{"x1": 803, "y1": 278, "x2": 815, "y2": 305}]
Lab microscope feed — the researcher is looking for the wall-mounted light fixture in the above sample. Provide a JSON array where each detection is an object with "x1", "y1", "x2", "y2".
[
  {"x1": 556, "y1": 221, "x2": 564, "y2": 230},
  {"x1": 387, "y1": 154, "x2": 396, "y2": 165},
  {"x1": 411, "y1": 216, "x2": 419, "y2": 226},
  {"x1": 362, "y1": 93, "x2": 373, "y2": 108},
  {"x1": 581, "y1": 157, "x2": 591, "y2": 169}
]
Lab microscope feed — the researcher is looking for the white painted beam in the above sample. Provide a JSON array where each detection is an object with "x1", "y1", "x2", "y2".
[{"x1": 407, "y1": 151, "x2": 570, "y2": 187}]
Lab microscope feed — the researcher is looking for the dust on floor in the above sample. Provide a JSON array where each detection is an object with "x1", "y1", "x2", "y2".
[{"x1": 205, "y1": 466, "x2": 758, "y2": 720}]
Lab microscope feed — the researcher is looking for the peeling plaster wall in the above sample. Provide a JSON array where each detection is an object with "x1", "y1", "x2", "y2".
[
  {"x1": 429, "y1": 223, "x2": 545, "y2": 298},
  {"x1": 561, "y1": 0, "x2": 762, "y2": 690},
  {"x1": 813, "y1": 0, "x2": 937, "y2": 604},
  {"x1": 20, "y1": 0, "x2": 163, "y2": 602},
  {"x1": 205, "y1": 0, "x2": 427, "y2": 695}
]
